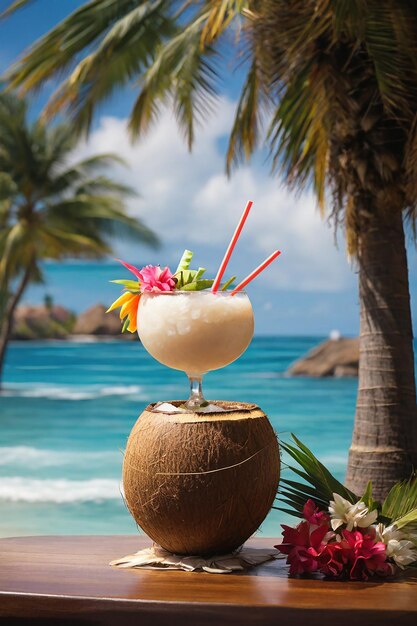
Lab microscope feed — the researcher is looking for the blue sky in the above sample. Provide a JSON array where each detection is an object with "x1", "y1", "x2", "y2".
[{"x1": 0, "y1": 1, "x2": 416, "y2": 336}]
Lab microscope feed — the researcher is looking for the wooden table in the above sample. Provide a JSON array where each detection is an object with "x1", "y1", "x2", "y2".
[{"x1": 0, "y1": 535, "x2": 416, "y2": 625}]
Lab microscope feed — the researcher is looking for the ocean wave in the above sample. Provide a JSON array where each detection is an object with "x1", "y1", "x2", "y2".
[
  {"x1": 66, "y1": 335, "x2": 121, "y2": 343},
  {"x1": 0, "y1": 477, "x2": 122, "y2": 503},
  {"x1": 0, "y1": 447, "x2": 121, "y2": 468},
  {"x1": 1, "y1": 384, "x2": 145, "y2": 401}
]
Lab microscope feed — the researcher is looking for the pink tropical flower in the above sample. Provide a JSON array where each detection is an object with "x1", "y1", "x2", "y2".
[
  {"x1": 117, "y1": 259, "x2": 176, "y2": 293},
  {"x1": 340, "y1": 529, "x2": 392, "y2": 581},
  {"x1": 276, "y1": 520, "x2": 330, "y2": 575},
  {"x1": 137, "y1": 265, "x2": 176, "y2": 293},
  {"x1": 303, "y1": 499, "x2": 330, "y2": 526}
]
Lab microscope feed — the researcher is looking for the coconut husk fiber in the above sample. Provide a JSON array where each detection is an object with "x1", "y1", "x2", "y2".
[{"x1": 123, "y1": 401, "x2": 280, "y2": 556}]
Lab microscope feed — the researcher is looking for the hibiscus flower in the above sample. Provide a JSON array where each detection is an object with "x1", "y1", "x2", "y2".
[
  {"x1": 340, "y1": 529, "x2": 392, "y2": 581},
  {"x1": 276, "y1": 519, "x2": 330, "y2": 575}
]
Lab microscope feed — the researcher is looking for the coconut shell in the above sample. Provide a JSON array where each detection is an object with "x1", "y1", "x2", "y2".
[{"x1": 123, "y1": 401, "x2": 280, "y2": 555}]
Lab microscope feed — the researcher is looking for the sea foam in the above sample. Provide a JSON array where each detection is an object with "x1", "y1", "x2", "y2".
[
  {"x1": 1, "y1": 384, "x2": 144, "y2": 401},
  {"x1": 0, "y1": 477, "x2": 121, "y2": 503},
  {"x1": 0, "y1": 446, "x2": 121, "y2": 468}
]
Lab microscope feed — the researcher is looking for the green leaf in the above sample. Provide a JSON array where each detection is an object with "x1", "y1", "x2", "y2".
[
  {"x1": 175, "y1": 249, "x2": 193, "y2": 274},
  {"x1": 121, "y1": 317, "x2": 130, "y2": 333},
  {"x1": 194, "y1": 267, "x2": 206, "y2": 280},
  {"x1": 382, "y1": 474, "x2": 417, "y2": 522},
  {"x1": 277, "y1": 434, "x2": 359, "y2": 517},
  {"x1": 175, "y1": 269, "x2": 197, "y2": 289},
  {"x1": 181, "y1": 279, "x2": 214, "y2": 291},
  {"x1": 394, "y1": 510, "x2": 417, "y2": 531},
  {"x1": 110, "y1": 279, "x2": 140, "y2": 292},
  {"x1": 280, "y1": 480, "x2": 329, "y2": 506},
  {"x1": 361, "y1": 480, "x2": 377, "y2": 510},
  {"x1": 221, "y1": 275, "x2": 236, "y2": 291},
  {"x1": 292, "y1": 434, "x2": 357, "y2": 502}
]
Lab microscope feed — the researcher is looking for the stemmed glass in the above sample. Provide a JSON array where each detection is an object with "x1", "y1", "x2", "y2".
[{"x1": 137, "y1": 290, "x2": 254, "y2": 410}]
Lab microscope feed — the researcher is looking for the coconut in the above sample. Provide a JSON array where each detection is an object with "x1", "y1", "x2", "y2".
[{"x1": 123, "y1": 401, "x2": 280, "y2": 555}]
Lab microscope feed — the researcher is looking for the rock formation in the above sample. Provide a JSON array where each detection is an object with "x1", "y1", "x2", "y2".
[
  {"x1": 72, "y1": 304, "x2": 122, "y2": 336},
  {"x1": 12, "y1": 305, "x2": 75, "y2": 340},
  {"x1": 288, "y1": 337, "x2": 359, "y2": 377}
]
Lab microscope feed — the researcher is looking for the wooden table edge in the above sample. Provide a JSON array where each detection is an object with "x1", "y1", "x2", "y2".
[{"x1": 1, "y1": 535, "x2": 416, "y2": 626}]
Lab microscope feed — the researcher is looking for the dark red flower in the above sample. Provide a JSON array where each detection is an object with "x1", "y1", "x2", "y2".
[
  {"x1": 318, "y1": 542, "x2": 346, "y2": 577},
  {"x1": 340, "y1": 529, "x2": 391, "y2": 581},
  {"x1": 276, "y1": 520, "x2": 330, "y2": 575},
  {"x1": 303, "y1": 499, "x2": 330, "y2": 526}
]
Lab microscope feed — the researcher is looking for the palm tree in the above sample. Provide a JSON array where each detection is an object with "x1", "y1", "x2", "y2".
[
  {"x1": 0, "y1": 91, "x2": 158, "y2": 385},
  {"x1": 2, "y1": 1, "x2": 417, "y2": 500}
]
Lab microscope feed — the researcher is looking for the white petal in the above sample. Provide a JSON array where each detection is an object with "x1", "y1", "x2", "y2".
[
  {"x1": 331, "y1": 518, "x2": 344, "y2": 531},
  {"x1": 357, "y1": 509, "x2": 378, "y2": 528}
]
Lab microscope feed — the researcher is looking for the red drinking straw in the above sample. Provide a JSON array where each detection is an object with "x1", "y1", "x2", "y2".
[
  {"x1": 231, "y1": 250, "x2": 282, "y2": 295},
  {"x1": 211, "y1": 200, "x2": 253, "y2": 293}
]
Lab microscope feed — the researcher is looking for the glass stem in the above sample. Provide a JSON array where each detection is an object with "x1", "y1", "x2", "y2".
[{"x1": 186, "y1": 375, "x2": 208, "y2": 410}]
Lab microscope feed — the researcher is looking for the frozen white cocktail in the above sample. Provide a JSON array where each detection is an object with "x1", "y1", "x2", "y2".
[
  {"x1": 107, "y1": 200, "x2": 280, "y2": 410},
  {"x1": 138, "y1": 291, "x2": 253, "y2": 375},
  {"x1": 138, "y1": 291, "x2": 254, "y2": 408}
]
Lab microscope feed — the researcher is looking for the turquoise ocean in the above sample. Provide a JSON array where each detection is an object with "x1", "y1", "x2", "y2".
[{"x1": 0, "y1": 335, "x2": 368, "y2": 539}]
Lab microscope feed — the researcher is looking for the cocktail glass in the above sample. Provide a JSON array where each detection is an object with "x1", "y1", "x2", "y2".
[{"x1": 137, "y1": 290, "x2": 254, "y2": 410}]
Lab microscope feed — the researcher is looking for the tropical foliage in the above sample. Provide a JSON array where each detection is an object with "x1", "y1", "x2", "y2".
[
  {"x1": 2, "y1": 1, "x2": 417, "y2": 497},
  {"x1": 275, "y1": 436, "x2": 417, "y2": 579},
  {"x1": 277, "y1": 435, "x2": 417, "y2": 533},
  {"x1": 0, "y1": 91, "x2": 157, "y2": 383},
  {"x1": 2, "y1": 2, "x2": 417, "y2": 242}
]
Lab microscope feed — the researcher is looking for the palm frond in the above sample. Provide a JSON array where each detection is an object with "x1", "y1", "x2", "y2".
[
  {"x1": 38, "y1": 223, "x2": 110, "y2": 259},
  {"x1": 277, "y1": 434, "x2": 358, "y2": 518},
  {"x1": 75, "y1": 153, "x2": 127, "y2": 171},
  {"x1": 362, "y1": 4, "x2": 416, "y2": 118},
  {"x1": 0, "y1": 91, "x2": 158, "y2": 293},
  {"x1": 129, "y1": 12, "x2": 219, "y2": 148},
  {"x1": 381, "y1": 474, "x2": 417, "y2": 528},
  {"x1": 0, "y1": 0, "x2": 34, "y2": 19},
  {"x1": 45, "y1": 194, "x2": 159, "y2": 248},
  {"x1": 267, "y1": 59, "x2": 329, "y2": 203},
  {"x1": 226, "y1": 55, "x2": 268, "y2": 175},
  {"x1": 41, "y1": 1, "x2": 176, "y2": 135},
  {"x1": 200, "y1": 0, "x2": 248, "y2": 45},
  {"x1": 6, "y1": 0, "x2": 156, "y2": 94},
  {"x1": 0, "y1": 221, "x2": 33, "y2": 281}
]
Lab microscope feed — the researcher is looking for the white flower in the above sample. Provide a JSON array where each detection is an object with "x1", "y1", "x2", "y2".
[
  {"x1": 377, "y1": 524, "x2": 417, "y2": 569},
  {"x1": 376, "y1": 523, "x2": 402, "y2": 543},
  {"x1": 329, "y1": 493, "x2": 378, "y2": 531}
]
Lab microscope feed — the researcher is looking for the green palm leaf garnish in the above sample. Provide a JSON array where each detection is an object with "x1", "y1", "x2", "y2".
[
  {"x1": 174, "y1": 250, "x2": 234, "y2": 291},
  {"x1": 110, "y1": 279, "x2": 141, "y2": 293},
  {"x1": 175, "y1": 249, "x2": 193, "y2": 274}
]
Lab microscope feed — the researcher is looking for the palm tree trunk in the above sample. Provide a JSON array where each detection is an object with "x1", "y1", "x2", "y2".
[
  {"x1": 0, "y1": 263, "x2": 33, "y2": 388},
  {"x1": 345, "y1": 210, "x2": 417, "y2": 501}
]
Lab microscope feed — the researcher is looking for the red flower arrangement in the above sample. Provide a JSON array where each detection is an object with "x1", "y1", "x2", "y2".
[
  {"x1": 276, "y1": 500, "x2": 394, "y2": 580},
  {"x1": 275, "y1": 436, "x2": 417, "y2": 581}
]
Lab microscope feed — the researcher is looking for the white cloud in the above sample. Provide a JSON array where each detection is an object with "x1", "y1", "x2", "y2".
[{"x1": 72, "y1": 99, "x2": 354, "y2": 292}]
